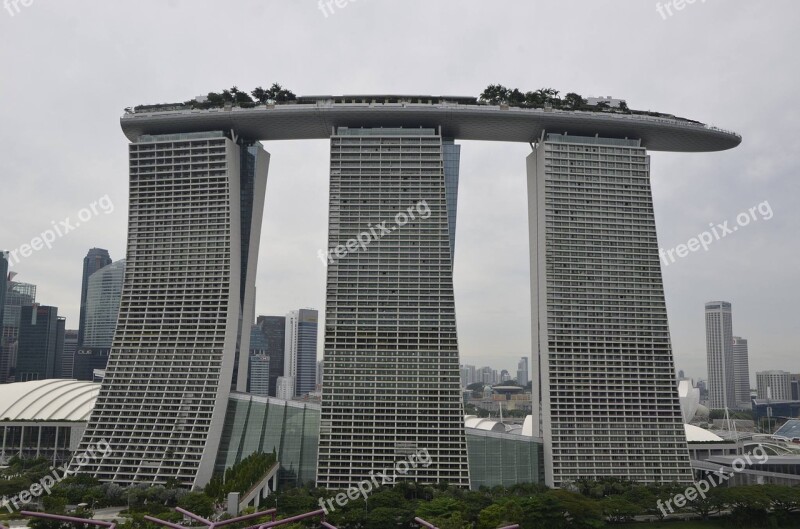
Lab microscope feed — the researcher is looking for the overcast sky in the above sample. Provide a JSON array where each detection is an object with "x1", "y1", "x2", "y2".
[{"x1": 1, "y1": 0, "x2": 797, "y2": 383}]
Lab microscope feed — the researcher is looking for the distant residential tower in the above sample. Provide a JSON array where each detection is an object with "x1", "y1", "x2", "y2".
[{"x1": 705, "y1": 301, "x2": 735, "y2": 409}]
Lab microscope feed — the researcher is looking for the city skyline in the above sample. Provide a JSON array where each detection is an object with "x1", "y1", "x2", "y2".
[{"x1": 1, "y1": 1, "x2": 797, "y2": 385}]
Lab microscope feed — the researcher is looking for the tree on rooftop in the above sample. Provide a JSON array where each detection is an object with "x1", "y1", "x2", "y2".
[
  {"x1": 229, "y1": 86, "x2": 253, "y2": 104},
  {"x1": 479, "y1": 84, "x2": 510, "y2": 105},
  {"x1": 251, "y1": 83, "x2": 296, "y2": 104},
  {"x1": 563, "y1": 92, "x2": 587, "y2": 110}
]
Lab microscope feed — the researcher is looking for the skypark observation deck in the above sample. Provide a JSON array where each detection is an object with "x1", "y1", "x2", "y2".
[{"x1": 121, "y1": 95, "x2": 741, "y2": 152}]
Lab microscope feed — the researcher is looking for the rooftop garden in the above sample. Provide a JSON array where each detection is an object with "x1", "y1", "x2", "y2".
[
  {"x1": 478, "y1": 83, "x2": 702, "y2": 124},
  {"x1": 126, "y1": 83, "x2": 296, "y2": 113},
  {"x1": 124, "y1": 83, "x2": 704, "y2": 125}
]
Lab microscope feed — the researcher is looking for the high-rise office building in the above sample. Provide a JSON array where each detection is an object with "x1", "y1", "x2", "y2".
[
  {"x1": 0, "y1": 251, "x2": 8, "y2": 384},
  {"x1": 757, "y1": 370, "x2": 792, "y2": 401},
  {"x1": 478, "y1": 366, "x2": 495, "y2": 385},
  {"x1": 459, "y1": 365, "x2": 470, "y2": 388},
  {"x1": 276, "y1": 376, "x2": 294, "y2": 401},
  {"x1": 284, "y1": 308, "x2": 318, "y2": 397},
  {"x1": 528, "y1": 134, "x2": 691, "y2": 486},
  {"x1": 317, "y1": 360, "x2": 324, "y2": 387},
  {"x1": 82, "y1": 260, "x2": 125, "y2": 348},
  {"x1": 791, "y1": 374, "x2": 800, "y2": 401},
  {"x1": 74, "y1": 260, "x2": 125, "y2": 378},
  {"x1": 696, "y1": 379, "x2": 708, "y2": 402},
  {"x1": 250, "y1": 324, "x2": 267, "y2": 353},
  {"x1": 500, "y1": 369, "x2": 511, "y2": 383},
  {"x1": 61, "y1": 329, "x2": 79, "y2": 378},
  {"x1": 16, "y1": 305, "x2": 65, "y2": 381},
  {"x1": 732, "y1": 336, "x2": 751, "y2": 409},
  {"x1": 73, "y1": 348, "x2": 111, "y2": 381},
  {"x1": 0, "y1": 252, "x2": 7, "y2": 341},
  {"x1": 78, "y1": 248, "x2": 112, "y2": 346},
  {"x1": 254, "y1": 316, "x2": 286, "y2": 397},
  {"x1": 317, "y1": 127, "x2": 469, "y2": 489},
  {"x1": 1, "y1": 277, "x2": 36, "y2": 383},
  {"x1": 248, "y1": 354, "x2": 270, "y2": 397},
  {"x1": 78, "y1": 131, "x2": 269, "y2": 487},
  {"x1": 465, "y1": 364, "x2": 476, "y2": 386},
  {"x1": 517, "y1": 357, "x2": 529, "y2": 387},
  {"x1": 705, "y1": 301, "x2": 735, "y2": 409}
]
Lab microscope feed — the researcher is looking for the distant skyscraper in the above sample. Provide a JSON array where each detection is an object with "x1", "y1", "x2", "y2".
[
  {"x1": 791, "y1": 374, "x2": 800, "y2": 401},
  {"x1": 459, "y1": 365, "x2": 469, "y2": 387},
  {"x1": 317, "y1": 360, "x2": 324, "y2": 387},
  {"x1": 517, "y1": 357, "x2": 529, "y2": 387},
  {"x1": 250, "y1": 324, "x2": 267, "y2": 353},
  {"x1": 16, "y1": 305, "x2": 64, "y2": 381},
  {"x1": 1, "y1": 277, "x2": 36, "y2": 382},
  {"x1": 276, "y1": 376, "x2": 294, "y2": 400},
  {"x1": 248, "y1": 354, "x2": 270, "y2": 397},
  {"x1": 0, "y1": 253, "x2": 7, "y2": 375},
  {"x1": 477, "y1": 366, "x2": 496, "y2": 385},
  {"x1": 284, "y1": 308, "x2": 318, "y2": 397},
  {"x1": 500, "y1": 369, "x2": 511, "y2": 382},
  {"x1": 73, "y1": 348, "x2": 110, "y2": 381},
  {"x1": 732, "y1": 337, "x2": 751, "y2": 409},
  {"x1": 757, "y1": 370, "x2": 792, "y2": 401},
  {"x1": 705, "y1": 301, "x2": 735, "y2": 409},
  {"x1": 466, "y1": 364, "x2": 476, "y2": 386},
  {"x1": 75, "y1": 260, "x2": 124, "y2": 380},
  {"x1": 0, "y1": 252, "x2": 7, "y2": 338},
  {"x1": 78, "y1": 248, "x2": 111, "y2": 346},
  {"x1": 677, "y1": 369, "x2": 685, "y2": 379},
  {"x1": 254, "y1": 316, "x2": 286, "y2": 397},
  {"x1": 82, "y1": 260, "x2": 125, "y2": 348},
  {"x1": 61, "y1": 329, "x2": 79, "y2": 378},
  {"x1": 696, "y1": 379, "x2": 708, "y2": 402}
]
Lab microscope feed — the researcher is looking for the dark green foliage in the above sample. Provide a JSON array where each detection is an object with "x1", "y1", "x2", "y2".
[
  {"x1": 251, "y1": 83, "x2": 297, "y2": 104},
  {"x1": 176, "y1": 491, "x2": 214, "y2": 518},
  {"x1": 203, "y1": 450, "x2": 277, "y2": 501},
  {"x1": 7, "y1": 451, "x2": 800, "y2": 529},
  {"x1": 132, "y1": 84, "x2": 295, "y2": 113}
]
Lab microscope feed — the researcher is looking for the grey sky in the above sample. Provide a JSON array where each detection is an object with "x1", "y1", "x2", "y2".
[{"x1": 1, "y1": 0, "x2": 797, "y2": 383}]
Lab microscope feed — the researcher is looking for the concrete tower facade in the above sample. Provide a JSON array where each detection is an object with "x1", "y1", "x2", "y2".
[
  {"x1": 528, "y1": 134, "x2": 691, "y2": 487},
  {"x1": 317, "y1": 127, "x2": 470, "y2": 488},
  {"x1": 77, "y1": 131, "x2": 269, "y2": 488}
]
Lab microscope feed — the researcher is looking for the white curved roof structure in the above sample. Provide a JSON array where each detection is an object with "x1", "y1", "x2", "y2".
[
  {"x1": 521, "y1": 415, "x2": 534, "y2": 437},
  {"x1": 0, "y1": 379, "x2": 100, "y2": 421},
  {"x1": 464, "y1": 414, "x2": 538, "y2": 435},
  {"x1": 685, "y1": 424, "x2": 724, "y2": 442},
  {"x1": 678, "y1": 379, "x2": 701, "y2": 423},
  {"x1": 464, "y1": 415, "x2": 508, "y2": 432}
]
